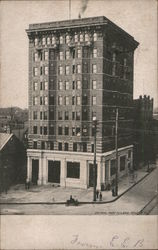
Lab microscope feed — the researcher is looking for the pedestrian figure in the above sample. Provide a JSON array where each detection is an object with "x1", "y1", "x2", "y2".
[
  {"x1": 99, "y1": 192, "x2": 102, "y2": 201},
  {"x1": 96, "y1": 190, "x2": 99, "y2": 199}
]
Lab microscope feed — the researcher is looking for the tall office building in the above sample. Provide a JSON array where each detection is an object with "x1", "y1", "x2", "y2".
[{"x1": 26, "y1": 16, "x2": 139, "y2": 189}]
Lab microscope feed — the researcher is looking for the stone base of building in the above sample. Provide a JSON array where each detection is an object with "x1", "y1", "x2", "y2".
[{"x1": 27, "y1": 145, "x2": 133, "y2": 190}]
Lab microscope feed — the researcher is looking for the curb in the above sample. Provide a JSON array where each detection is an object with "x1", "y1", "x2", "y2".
[{"x1": 0, "y1": 168, "x2": 155, "y2": 206}]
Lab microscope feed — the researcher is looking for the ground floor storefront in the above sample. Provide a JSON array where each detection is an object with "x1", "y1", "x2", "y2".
[{"x1": 27, "y1": 145, "x2": 133, "y2": 190}]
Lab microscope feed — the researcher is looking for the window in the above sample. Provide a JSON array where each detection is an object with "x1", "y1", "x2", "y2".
[
  {"x1": 72, "y1": 96, "x2": 75, "y2": 105},
  {"x1": 124, "y1": 58, "x2": 127, "y2": 66},
  {"x1": 44, "y1": 81, "x2": 48, "y2": 90},
  {"x1": 72, "y1": 65, "x2": 76, "y2": 74},
  {"x1": 47, "y1": 37, "x2": 51, "y2": 45},
  {"x1": 40, "y1": 96, "x2": 43, "y2": 105},
  {"x1": 76, "y1": 80, "x2": 81, "y2": 89},
  {"x1": 44, "y1": 51, "x2": 48, "y2": 60},
  {"x1": 33, "y1": 111, "x2": 38, "y2": 120},
  {"x1": 93, "y1": 32, "x2": 97, "y2": 41},
  {"x1": 64, "y1": 143, "x2": 69, "y2": 151},
  {"x1": 34, "y1": 67, "x2": 38, "y2": 76},
  {"x1": 83, "y1": 63, "x2": 88, "y2": 73},
  {"x1": 41, "y1": 141, "x2": 45, "y2": 149},
  {"x1": 33, "y1": 82, "x2": 38, "y2": 91},
  {"x1": 82, "y1": 143, "x2": 87, "y2": 152},
  {"x1": 92, "y1": 64, "x2": 97, "y2": 73},
  {"x1": 112, "y1": 53, "x2": 116, "y2": 62},
  {"x1": 59, "y1": 51, "x2": 64, "y2": 60},
  {"x1": 111, "y1": 159, "x2": 116, "y2": 176},
  {"x1": 33, "y1": 97, "x2": 38, "y2": 105},
  {"x1": 33, "y1": 126, "x2": 37, "y2": 134},
  {"x1": 92, "y1": 96, "x2": 96, "y2": 105},
  {"x1": 85, "y1": 33, "x2": 89, "y2": 42},
  {"x1": 77, "y1": 49, "x2": 81, "y2": 58},
  {"x1": 40, "y1": 67, "x2": 43, "y2": 75},
  {"x1": 74, "y1": 33, "x2": 78, "y2": 42},
  {"x1": 34, "y1": 38, "x2": 38, "y2": 46},
  {"x1": 82, "y1": 126, "x2": 88, "y2": 136},
  {"x1": 50, "y1": 142, "x2": 54, "y2": 150},
  {"x1": 49, "y1": 110, "x2": 54, "y2": 120},
  {"x1": 52, "y1": 36, "x2": 56, "y2": 45},
  {"x1": 44, "y1": 66, "x2": 48, "y2": 75},
  {"x1": 72, "y1": 81, "x2": 75, "y2": 89},
  {"x1": 76, "y1": 127, "x2": 80, "y2": 136},
  {"x1": 58, "y1": 142, "x2": 62, "y2": 151},
  {"x1": 65, "y1": 111, "x2": 69, "y2": 120},
  {"x1": 40, "y1": 126, "x2": 43, "y2": 134},
  {"x1": 92, "y1": 80, "x2": 97, "y2": 89},
  {"x1": 49, "y1": 95, "x2": 54, "y2": 105},
  {"x1": 60, "y1": 36, "x2": 64, "y2": 44},
  {"x1": 44, "y1": 126, "x2": 47, "y2": 135},
  {"x1": 79, "y1": 33, "x2": 84, "y2": 42},
  {"x1": 112, "y1": 64, "x2": 116, "y2": 76},
  {"x1": 72, "y1": 49, "x2": 75, "y2": 59},
  {"x1": 82, "y1": 109, "x2": 88, "y2": 120},
  {"x1": 59, "y1": 66, "x2": 63, "y2": 75},
  {"x1": 58, "y1": 126, "x2": 62, "y2": 135},
  {"x1": 72, "y1": 127, "x2": 75, "y2": 136},
  {"x1": 93, "y1": 48, "x2": 97, "y2": 58},
  {"x1": 120, "y1": 156, "x2": 126, "y2": 171},
  {"x1": 65, "y1": 81, "x2": 69, "y2": 90},
  {"x1": 42, "y1": 37, "x2": 46, "y2": 45},
  {"x1": 66, "y1": 35, "x2": 70, "y2": 44},
  {"x1": 76, "y1": 96, "x2": 81, "y2": 105},
  {"x1": 44, "y1": 111, "x2": 48, "y2": 120},
  {"x1": 44, "y1": 96, "x2": 48, "y2": 105},
  {"x1": 76, "y1": 64, "x2": 81, "y2": 73},
  {"x1": 92, "y1": 111, "x2": 96, "y2": 120},
  {"x1": 67, "y1": 162, "x2": 80, "y2": 178},
  {"x1": 73, "y1": 143, "x2": 77, "y2": 152},
  {"x1": 58, "y1": 111, "x2": 62, "y2": 120},
  {"x1": 58, "y1": 81, "x2": 63, "y2": 90},
  {"x1": 65, "y1": 50, "x2": 70, "y2": 59},
  {"x1": 65, "y1": 96, "x2": 69, "y2": 105},
  {"x1": 33, "y1": 141, "x2": 37, "y2": 149},
  {"x1": 40, "y1": 112, "x2": 42, "y2": 120},
  {"x1": 40, "y1": 82, "x2": 43, "y2": 90},
  {"x1": 65, "y1": 65, "x2": 70, "y2": 75},
  {"x1": 91, "y1": 144, "x2": 94, "y2": 153},
  {"x1": 65, "y1": 126, "x2": 69, "y2": 135},
  {"x1": 58, "y1": 96, "x2": 62, "y2": 105},
  {"x1": 76, "y1": 111, "x2": 80, "y2": 120},
  {"x1": 72, "y1": 112, "x2": 75, "y2": 120},
  {"x1": 82, "y1": 95, "x2": 88, "y2": 105},
  {"x1": 34, "y1": 53, "x2": 38, "y2": 62}
]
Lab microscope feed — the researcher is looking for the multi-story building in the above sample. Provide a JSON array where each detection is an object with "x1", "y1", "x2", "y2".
[{"x1": 26, "y1": 16, "x2": 139, "y2": 189}]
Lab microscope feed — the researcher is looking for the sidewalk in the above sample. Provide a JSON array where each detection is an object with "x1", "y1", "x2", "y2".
[{"x1": 0, "y1": 165, "x2": 155, "y2": 204}]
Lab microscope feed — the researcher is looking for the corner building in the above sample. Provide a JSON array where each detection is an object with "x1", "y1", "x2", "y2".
[{"x1": 26, "y1": 16, "x2": 139, "y2": 189}]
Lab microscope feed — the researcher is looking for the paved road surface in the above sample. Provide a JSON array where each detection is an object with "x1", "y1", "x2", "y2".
[{"x1": 1, "y1": 168, "x2": 157, "y2": 215}]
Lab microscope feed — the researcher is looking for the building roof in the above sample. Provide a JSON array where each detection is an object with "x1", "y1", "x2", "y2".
[
  {"x1": 26, "y1": 16, "x2": 139, "y2": 47},
  {"x1": 0, "y1": 133, "x2": 13, "y2": 151}
]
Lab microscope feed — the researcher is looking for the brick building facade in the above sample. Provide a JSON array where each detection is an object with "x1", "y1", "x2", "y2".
[{"x1": 26, "y1": 16, "x2": 139, "y2": 189}]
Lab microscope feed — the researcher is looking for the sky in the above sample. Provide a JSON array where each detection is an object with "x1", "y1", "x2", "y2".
[{"x1": 0, "y1": 0, "x2": 157, "y2": 109}]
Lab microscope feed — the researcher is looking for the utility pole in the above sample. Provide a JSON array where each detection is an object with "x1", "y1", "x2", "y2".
[
  {"x1": 93, "y1": 117, "x2": 97, "y2": 201},
  {"x1": 115, "y1": 108, "x2": 119, "y2": 196}
]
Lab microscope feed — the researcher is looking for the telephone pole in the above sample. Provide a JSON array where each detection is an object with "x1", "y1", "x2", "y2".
[{"x1": 115, "y1": 108, "x2": 119, "y2": 196}]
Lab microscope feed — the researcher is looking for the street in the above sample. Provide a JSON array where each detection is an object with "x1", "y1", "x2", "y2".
[{"x1": 0, "y1": 167, "x2": 157, "y2": 215}]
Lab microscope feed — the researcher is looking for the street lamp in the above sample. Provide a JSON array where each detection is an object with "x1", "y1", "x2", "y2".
[
  {"x1": 92, "y1": 117, "x2": 97, "y2": 201},
  {"x1": 114, "y1": 108, "x2": 119, "y2": 196}
]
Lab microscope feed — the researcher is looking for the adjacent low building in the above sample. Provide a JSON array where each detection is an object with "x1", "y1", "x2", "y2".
[{"x1": 26, "y1": 16, "x2": 139, "y2": 189}]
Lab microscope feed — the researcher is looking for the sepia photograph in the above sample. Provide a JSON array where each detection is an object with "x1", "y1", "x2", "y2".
[{"x1": 0, "y1": 0, "x2": 157, "y2": 249}]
